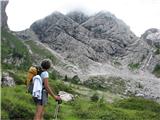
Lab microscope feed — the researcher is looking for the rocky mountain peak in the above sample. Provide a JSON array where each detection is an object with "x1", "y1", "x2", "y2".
[
  {"x1": 94, "y1": 11, "x2": 116, "y2": 19},
  {"x1": 1, "y1": 0, "x2": 9, "y2": 29},
  {"x1": 67, "y1": 11, "x2": 89, "y2": 24},
  {"x1": 26, "y1": 10, "x2": 149, "y2": 70}
]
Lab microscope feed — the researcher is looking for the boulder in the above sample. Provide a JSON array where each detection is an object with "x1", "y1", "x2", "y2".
[
  {"x1": 1, "y1": 72, "x2": 15, "y2": 87},
  {"x1": 58, "y1": 91, "x2": 74, "y2": 102}
]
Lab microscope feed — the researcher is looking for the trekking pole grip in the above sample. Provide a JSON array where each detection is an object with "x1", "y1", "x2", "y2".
[{"x1": 57, "y1": 95, "x2": 62, "y2": 104}]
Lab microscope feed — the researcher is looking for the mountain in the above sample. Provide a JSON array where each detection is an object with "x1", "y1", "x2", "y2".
[
  {"x1": 14, "y1": 11, "x2": 160, "y2": 101},
  {"x1": 26, "y1": 11, "x2": 147, "y2": 67},
  {"x1": 1, "y1": 0, "x2": 9, "y2": 29},
  {"x1": 67, "y1": 11, "x2": 89, "y2": 24},
  {"x1": 1, "y1": 0, "x2": 160, "y2": 102},
  {"x1": 1, "y1": 2, "x2": 160, "y2": 119},
  {"x1": 16, "y1": 10, "x2": 151, "y2": 77}
]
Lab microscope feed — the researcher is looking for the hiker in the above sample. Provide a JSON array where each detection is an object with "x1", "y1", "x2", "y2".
[{"x1": 33, "y1": 59, "x2": 61, "y2": 120}]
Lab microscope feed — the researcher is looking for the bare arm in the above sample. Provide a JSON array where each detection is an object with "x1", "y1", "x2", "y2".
[{"x1": 43, "y1": 78, "x2": 57, "y2": 100}]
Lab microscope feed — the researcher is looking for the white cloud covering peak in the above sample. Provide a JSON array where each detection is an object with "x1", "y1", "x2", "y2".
[{"x1": 6, "y1": 0, "x2": 160, "y2": 36}]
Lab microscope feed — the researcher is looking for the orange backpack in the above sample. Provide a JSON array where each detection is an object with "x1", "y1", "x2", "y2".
[{"x1": 25, "y1": 66, "x2": 42, "y2": 93}]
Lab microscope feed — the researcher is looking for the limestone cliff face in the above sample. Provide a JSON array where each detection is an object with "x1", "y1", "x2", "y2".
[
  {"x1": 1, "y1": 0, "x2": 9, "y2": 29},
  {"x1": 141, "y1": 28, "x2": 160, "y2": 48},
  {"x1": 140, "y1": 28, "x2": 160, "y2": 71},
  {"x1": 29, "y1": 11, "x2": 147, "y2": 67}
]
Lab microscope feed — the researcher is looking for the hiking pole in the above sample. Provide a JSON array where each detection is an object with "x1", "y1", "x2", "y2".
[{"x1": 53, "y1": 97, "x2": 62, "y2": 120}]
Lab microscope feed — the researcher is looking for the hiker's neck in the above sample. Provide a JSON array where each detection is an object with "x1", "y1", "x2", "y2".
[{"x1": 42, "y1": 68, "x2": 48, "y2": 71}]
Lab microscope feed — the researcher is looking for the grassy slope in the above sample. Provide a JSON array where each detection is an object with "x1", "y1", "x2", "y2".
[
  {"x1": 1, "y1": 30, "x2": 32, "y2": 70},
  {"x1": 24, "y1": 40, "x2": 58, "y2": 64},
  {"x1": 1, "y1": 83, "x2": 160, "y2": 120}
]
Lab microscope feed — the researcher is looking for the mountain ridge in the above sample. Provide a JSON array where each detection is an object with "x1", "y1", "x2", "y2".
[{"x1": 1, "y1": 1, "x2": 160, "y2": 101}]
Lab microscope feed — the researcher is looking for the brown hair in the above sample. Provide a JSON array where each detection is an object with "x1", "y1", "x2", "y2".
[{"x1": 41, "y1": 59, "x2": 51, "y2": 70}]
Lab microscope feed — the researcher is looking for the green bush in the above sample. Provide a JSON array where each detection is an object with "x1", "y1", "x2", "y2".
[
  {"x1": 71, "y1": 75, "x2": 81, "y2": 84},
  {"x1": 155, "y1": 48, "x2": 160, "y2": 55},
  {"x1": 49, "y1": 80, "x2": 74, "y2": 94},
  {"x1": 90, "y1": 93, "x2": 99, "y2": 102},
  {"x1": 114, "y1": 97, "x2": 160, "y2": 113},
  {"x1": 63, "y1": 75, "x2": 81, "y2": 85},
  {"x1": 49, "y1": 70, "x2": 62, "y2": 80},
  {"x1": 1, "y1": 110, "x2": 9, "y2": 120},
  {"x1": 128, "y1": 63, "x2": 140, "y2": 70},
  {"x1": 84, "y1": 76, "x2": 126, "y2": 94},
  {"x1": 153, "y1": 64, "x2": 160, "y2": 78},
  {"x1": 1, "y1": 30, "x2": 32, "y2": 70}
]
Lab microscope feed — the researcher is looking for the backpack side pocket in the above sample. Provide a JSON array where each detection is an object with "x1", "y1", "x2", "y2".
[{"x1": 28, "y1": 82, "x2": 33, "y2": 94}]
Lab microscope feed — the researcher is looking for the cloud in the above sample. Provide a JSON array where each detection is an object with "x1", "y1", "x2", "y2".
[{"x1": 6, "y1": 0, "x2": 160, "y2": 36}]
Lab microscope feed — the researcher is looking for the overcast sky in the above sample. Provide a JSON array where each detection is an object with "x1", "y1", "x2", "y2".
[{"x1": 6, "y1": 0, "x2": 160, "y2": 36}]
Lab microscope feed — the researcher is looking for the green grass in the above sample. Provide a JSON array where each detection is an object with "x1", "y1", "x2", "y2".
[
  {"x1": 1, "y1": 86, "x2": 35, "y2": 120},
  {"x1": 2, "y1": 84, "x2": 160, "y2": 120},
  {"x1": 114, "y1": 97, "x2": 160, "y2": 113},
  {"x1": 69, "y1": 97, "x2": 160, "y2": 120},
  {"x1": 128, "y1": 63, "x2": 140, "y2": 70},
  {"x1": 84, "y1": 76, "x2": 126, "y2": 94}
]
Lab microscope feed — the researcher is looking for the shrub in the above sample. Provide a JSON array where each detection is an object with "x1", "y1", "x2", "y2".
[
  {"x1": 90, "y1": 93, "x2": 99, "y2": 102},
  {"x1": 155, "y1": 48, "x2": 160, "y2": 55},
  {"x1": 153, "y1": 64, "x2": 160, "y2": 78},
  {"x1": 49, "y1": 80, "x2": 74, "y2": 94},
  {"x1": 1, "y1": 30, "x2": 32, "y2": 70},
  {"x1": 49, "y1": 70, "x2": 62, "y2": 80},
  {"x1": 114, "y1": 97, "x2": 160, "y2": 113},
  {"x1": 1, "y1": 110, "x2": 9, "y2": 120},
  {"x1": 128, "y1": 63, "x2": 140, "y2": 70},
  {"x1": 84, "y1": 76, "x2": 126, "y2": 94},
  {"x1": 71, "y1": 75, "x2": 81, "y2": 84}
]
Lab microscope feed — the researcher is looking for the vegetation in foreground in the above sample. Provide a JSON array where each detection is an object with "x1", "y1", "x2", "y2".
[{"x1": 1, "y1": 80, "x2": 160, "y2": 120}]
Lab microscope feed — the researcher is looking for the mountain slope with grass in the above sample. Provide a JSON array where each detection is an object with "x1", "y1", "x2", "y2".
[
  {"x1": 15, "y1": 10, "x2": 160, "y2": 99},
  {"x1": 1, "y1": 1, "x2": 160, "y2": 119},
  {"x1": 1, "y1": 24, "x2": 160, "y2": 120}
]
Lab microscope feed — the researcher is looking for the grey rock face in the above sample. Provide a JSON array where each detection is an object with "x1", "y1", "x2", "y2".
[
  {"x1": 82, "y1": 12, "x2": 137, "y2": 44},
  {"x1": 140, "y1": 28, "x2": 160, "y2": 72},
  {"x1": 1, "y1": 0, "x2": 9, "y2": 29},
  {"x1": 29, "y1": 11, "x2": 143, "y2": 66},
  {"x1": 67, "y1": 11, "x2": 89, "y2": 24},
  {"x1": 14, "y1": 11, "x2": 160, "y2": 101},
  {"x1": 1, "y1": 72, "x2": 15, "y2": 87},
  {"x1": 141, "y1": 28, "x2": 160, "y2": 48}
]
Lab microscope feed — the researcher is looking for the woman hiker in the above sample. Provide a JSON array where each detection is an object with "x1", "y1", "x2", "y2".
[{"x1": 33, "y1": 59, "x2": 61, "y2": 120}]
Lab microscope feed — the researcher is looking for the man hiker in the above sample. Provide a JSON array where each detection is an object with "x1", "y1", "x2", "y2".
[{"x1": 33, "y1": 59, "x2": 61, "y2": 120}]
